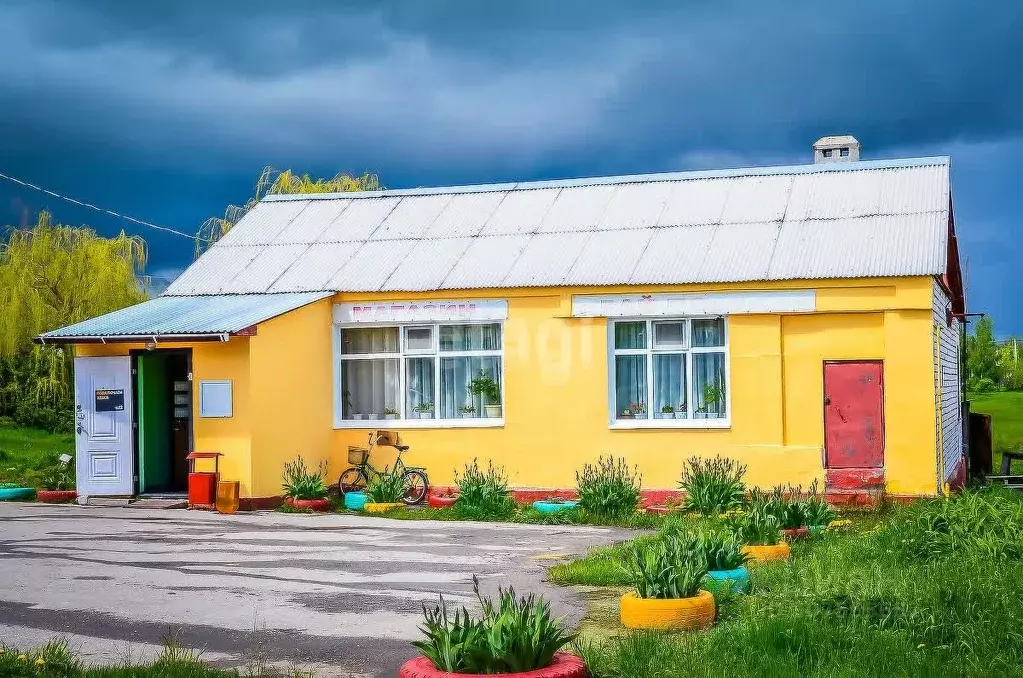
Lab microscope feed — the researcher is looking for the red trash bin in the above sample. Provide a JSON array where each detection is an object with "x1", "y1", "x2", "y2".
[{"x1": 185, "y1": 452, "x2": 222, "y2": 510}]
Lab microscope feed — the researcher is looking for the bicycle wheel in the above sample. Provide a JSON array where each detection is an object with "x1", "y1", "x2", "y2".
[
  {"x1": 338, "y1": 467, "x2": 370, "y2": 496},
  {"x1": 401, "y1": 470, "x2": 429, "y2": 505}
]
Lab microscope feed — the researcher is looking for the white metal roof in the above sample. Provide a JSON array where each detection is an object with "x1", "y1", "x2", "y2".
[{"x1": 165, "y1": 157, "x2": 952, "y2": 296}]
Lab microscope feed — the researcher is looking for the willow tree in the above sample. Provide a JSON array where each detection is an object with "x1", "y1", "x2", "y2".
[
  {"x1": 196, "y1": 166, "x2": 380, "y2": 254},
  {"x1": 0, "y1": 211, "x2": 147, "y2": 420}
]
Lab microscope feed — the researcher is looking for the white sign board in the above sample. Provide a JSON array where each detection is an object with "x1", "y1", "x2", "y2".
[
  {"x1": 572, "y1": 290, "x2": 816, "y2": 317},
  {"x1": 334, "y1": 299, "x2": 508, "y2": 324},
  {"x1": 199, "y1": 380, "x2": 233, "y2": 418}
]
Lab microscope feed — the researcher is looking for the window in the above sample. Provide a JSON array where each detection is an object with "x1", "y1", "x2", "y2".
[
  {"x1": 610, "y1": 318, "x2": 727, "y2": 424},
  {"x1": 338, "y1": 323, "x2": 503, "y2": 423},
  {"x1": 822, "y1": 149, "x2": 833, "y2": 158},
  {"x1": 840, "y1": 147, "x2": 850, "y2": 157}
]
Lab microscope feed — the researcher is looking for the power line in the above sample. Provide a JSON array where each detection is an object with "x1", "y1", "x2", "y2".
[{"x1": 0, "y1": 169, "x2": 206, "y2": 242}]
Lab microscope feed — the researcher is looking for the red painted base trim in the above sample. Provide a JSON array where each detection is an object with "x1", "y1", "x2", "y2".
[
  {"x1": 429, "y1": 486, "x2": 683, "y2": 507},
  {"x1": 948, "y1": 458, "x2": 967, "y2": 492},
  {"x1": 826, "y1": 468, "x2": 885, "y2": 490}
]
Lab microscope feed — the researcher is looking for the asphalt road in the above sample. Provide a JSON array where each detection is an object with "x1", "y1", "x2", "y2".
[{"x1": 0, "y1": 504, "x2": 632, "y2": 677}]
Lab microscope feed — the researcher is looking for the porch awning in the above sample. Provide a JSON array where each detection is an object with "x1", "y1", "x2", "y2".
[{"x1": 37, "y1": 292, "x2": 332, "y2": 344}]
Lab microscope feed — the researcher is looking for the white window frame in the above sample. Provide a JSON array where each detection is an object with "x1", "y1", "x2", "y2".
[
  {"x1": 607, "y1": 316, "x2": 730, "y2": 430},
  {"x1": 334, "y1": 321, "x2": 505, "y2": 429}
]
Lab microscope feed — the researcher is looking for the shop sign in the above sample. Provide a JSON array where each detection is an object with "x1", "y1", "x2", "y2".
[{"x1": 334, "y1": 299, "x2": 508, "y2": 324}]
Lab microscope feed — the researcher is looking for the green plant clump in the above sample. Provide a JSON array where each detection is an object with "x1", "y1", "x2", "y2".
[
  {"x1": 281, "y1": 455, "x2": 328, "y2": 500},
  {"x1": 414, "y1": 577, "x2": 575, "y2": 674},
  {"x1": 724, "y1": 501, "x2": 782, "y2": 546},
  {"x1": 678, "y1": 455, "x2": 747, "y2": 515},
  {"x1": 690, "y1": 530, "x2": 749, "y2": 571},
  {"x1": 805, "y1": 479, "x2": 836, "y2": 527},
  {"x1": 754, "y1": 486, "x2": 812, "y2": 529},
  {"x1": 625, "y1": 534, "x2": 708, "y2": 600},
  {"x1": 576, "y1": 455, "x2": 641, "y2": 521},
  {"x1": 453, "y1": 459, "x2": 517, "y2": 521},
  {"x1": 366, "y1": 466, "x2": 406, "y2": 503}
]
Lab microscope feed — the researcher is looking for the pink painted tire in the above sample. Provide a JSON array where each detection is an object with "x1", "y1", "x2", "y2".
[
  {"x1": 290, "y1": 498, "x2": 330, "y2": 512},
  {"x1": 428, "y1": 493, "x2": 459, "y2": 509},
  {"x1": 36, "y1": 490, "x2": 78, "y2": 504},
  {"x1": 398, "y1": 653, "x2": 587, "y2": 678},
  {"x1": 782, "y1": 527, "x2": 810, "y2": 541}
]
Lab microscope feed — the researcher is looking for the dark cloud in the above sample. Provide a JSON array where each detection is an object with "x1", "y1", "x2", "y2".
[{"x1": 1, "y1": 0, "x2": 1022, "y2": 329}]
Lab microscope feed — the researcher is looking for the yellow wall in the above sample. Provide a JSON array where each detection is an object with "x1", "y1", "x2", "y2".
[{"x1": 74, "y1": 276, "x2": 942, "y2": 499}]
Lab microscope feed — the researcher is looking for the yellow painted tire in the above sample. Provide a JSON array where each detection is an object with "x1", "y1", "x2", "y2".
[
  {"x1": 741, "y1": 542, "x2": 791, "y2": 563},
  {"x1": 363, "y1": 502, "x2": 403, "y2": 513},
  {"x1": 619, "y1": 590, "x2": 715, "y2": 630}
]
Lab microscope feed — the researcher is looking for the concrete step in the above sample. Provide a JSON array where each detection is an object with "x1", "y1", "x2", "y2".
[
  {"x1": 85, "y1": 497, "x2": 132, "y2": 507},
  {"x1": 126, "y1": 498, "x2": 188, "y2": 510}
]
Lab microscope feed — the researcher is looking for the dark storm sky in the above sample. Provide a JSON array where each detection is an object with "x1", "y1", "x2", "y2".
[{"x1": 1, "y1": 1, "x2": 1021, "y2": 332}]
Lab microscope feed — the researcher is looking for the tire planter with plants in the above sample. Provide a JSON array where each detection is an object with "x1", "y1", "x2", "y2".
[
  {"x1": 782, "y1": 526, "x2": 810, "y2": 541},
  {"x1": 398, "y1": 652, "x2": 587, "y2": 678},
  {"x1": 619, "y1": 589, "x2": 715, "y2": 631},
  {"x1": 704, "y1": 566, "x2": 750, "y2": 595},
  {"x1": 0, "y1": 487, "x2": 34, "y2": 501},
  {"x1": 428, "y1": 492, "x2": 458, "y2": 509},
  {"x1": 741, "y1": 542, "x2": 791, "y2": 564},
  {"x1": 287, "y1": 497, "x2": 330, "y2": 512},
  {"x1": 36, "y1": 490, "x2": 78, "y2": 504},
  {"x1": 364, "y1": 502, "x2": 403, "y2": 513},
  {"x1": 532, "y1": 500, "x2": 578, "y2": 514},
  {"x1": 344, "y1": 491, "x2": 368, "y2": 511}
]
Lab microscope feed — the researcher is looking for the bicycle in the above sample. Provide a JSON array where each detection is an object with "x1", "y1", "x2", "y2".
[{"x1": 337, "y1": 430, "x2": 430, "y2": 505}]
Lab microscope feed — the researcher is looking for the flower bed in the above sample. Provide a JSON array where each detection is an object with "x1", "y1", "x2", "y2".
[{"x1": 36, "y1": 489, "x2": 77, "y2": 504}]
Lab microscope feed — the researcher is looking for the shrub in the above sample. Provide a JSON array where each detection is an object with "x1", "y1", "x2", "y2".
[
  {"x1": 576, "y1": 455, "x2": 641, "y2": 520},
  {"x1": 756, "y1": 486, "x2": 812, "y2": 529},
  {"x1": 453, "y1": 459, "x2": 517, "y2": 521},
  {"x1": 679, "y1": 455, "x2": 747, "y2": 514},
  {"x1": 414, "y1": 576, "x2": 575, "y2": 673},
  {"x1": 692, "y1": 530, "x2": 749, "y2": 571},
  {"x1": 367, "y1": 466, "x2": 406, "y2": 503},
  {"x1": 281, "y1": 455, "x2": 328, "y2": 500},
  {"x1": 725, "y1": 501, "x2": 781, "y2": 546},
  {"x1": 625, "y1": 534, "x2": 708, "y2": 599}
]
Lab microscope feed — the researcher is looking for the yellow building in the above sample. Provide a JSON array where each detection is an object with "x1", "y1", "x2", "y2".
[{"x1": 43, "y1": 138, "x2": 966, "y2": 505}]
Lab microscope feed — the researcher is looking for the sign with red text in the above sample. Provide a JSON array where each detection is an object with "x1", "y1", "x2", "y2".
[
  {"x1": 571, "y1": 290, "x2": 816, "y2": 317},
  {"x1": 333, "y1": 299, "x2": 508, "y2": 324}
]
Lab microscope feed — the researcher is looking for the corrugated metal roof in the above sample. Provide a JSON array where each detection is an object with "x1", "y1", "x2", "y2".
[
  {"x1": 40, "y1": 292, "x2": 331, "y2": 341},
  {"x1": 163, "y1": 156, "x2": 952, "y2": 296}
]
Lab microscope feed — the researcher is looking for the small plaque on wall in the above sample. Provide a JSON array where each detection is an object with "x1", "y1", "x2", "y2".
[{"x1": 199, "y1": 380, "x2": 233, "y2": 418}]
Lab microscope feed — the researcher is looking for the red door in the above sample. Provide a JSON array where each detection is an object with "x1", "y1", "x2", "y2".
[{"x1": 824, "y1": 361, "x2": 884, "y2": 468}]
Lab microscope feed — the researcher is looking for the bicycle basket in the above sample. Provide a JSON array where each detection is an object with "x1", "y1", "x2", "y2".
[{"x1": 348, "y1": 446, "x2": 369, "y2": 465}]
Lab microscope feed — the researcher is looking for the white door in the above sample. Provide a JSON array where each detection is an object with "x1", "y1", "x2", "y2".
[{"x1": 74, "y1": 356, "x2": 134, "y2": 497}]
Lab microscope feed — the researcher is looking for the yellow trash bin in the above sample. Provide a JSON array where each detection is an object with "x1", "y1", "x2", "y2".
[{"x1": 216, "y1": 480, "x2": 240, "y2": 515}]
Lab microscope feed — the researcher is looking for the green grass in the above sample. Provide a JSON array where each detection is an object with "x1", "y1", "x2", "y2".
[
  {"x1": 0, "y1": 419, "x2": 73, "y2": 487},
  {"x1": 557, "y1": 489, "x2": 1023, "y2": 677},
  {"x1": 969, "y1": 391, "x2": 1023, "y2": 474}
]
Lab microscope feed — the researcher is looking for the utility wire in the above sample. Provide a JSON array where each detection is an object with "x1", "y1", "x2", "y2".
[{"x1": 0, "y1": 169, "x2": 207, "y2": 242}]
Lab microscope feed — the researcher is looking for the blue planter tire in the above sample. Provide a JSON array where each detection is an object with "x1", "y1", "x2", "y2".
[
  {"x1": 344, "y1": 491, "x2": 368, "y2": 511},
  {"x1": 0, "y1": 487, "x2": 35, "y2": 501},
  {"x1": 532, "y1": 500, "x2": 578, "y2": 514},
  {"x1": 706, "y1": 566, "x2": 750, "y2": 594}
]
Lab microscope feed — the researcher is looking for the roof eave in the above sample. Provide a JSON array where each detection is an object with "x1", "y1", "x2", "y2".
[{"x1": 35, "y1": 332, "x2": 233, "y2": 345}]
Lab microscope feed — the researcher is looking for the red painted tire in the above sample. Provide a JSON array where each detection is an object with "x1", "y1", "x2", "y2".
[
  {"x1": 36, "y1": 490, "x2": 78, "y2": 504},
  {"x1": 398, "y1": 653, "x2": 586, "y2": 678},
  {"x1": 291, "y1": 498, "x2": 330, "y2": 512},
  {"x1": 782, "y1": 527, "x2": 810, "y2": 541},
  {"x1": 428, "y1": 494, "x2": 459, "y2": 508}
]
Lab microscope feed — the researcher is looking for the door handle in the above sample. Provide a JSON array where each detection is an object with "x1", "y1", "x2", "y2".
[{"x1": 824, "y1": 396, "x2": 831, "y2": 406}]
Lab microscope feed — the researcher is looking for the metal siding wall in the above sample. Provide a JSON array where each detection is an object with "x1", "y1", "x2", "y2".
[{"x1": 933, "y1": 279, "x2": 963, "y2": 485}]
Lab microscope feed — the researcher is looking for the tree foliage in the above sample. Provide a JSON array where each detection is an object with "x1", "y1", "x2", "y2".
[
  {"x1": 967, "y1": 316, "x2": 1001, "y2": 392},
  {"x1": 196, "y1": 166, "x2": 379, "y2": 254}
]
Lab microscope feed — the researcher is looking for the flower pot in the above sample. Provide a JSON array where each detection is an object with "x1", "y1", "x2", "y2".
[
  {"x1": 290, "y1": 498, "x2": 330, "y2": 512},
  {"x1": 344, "y1": 491, "x2": 368, "y2": 511},
  {"x1": 397, "y1": 652, "x2": 587, "y2": 678},
  {"x1": 617, "y1": 412, "x2": 635, "y2": 420},
  {"x1": 36, "y1": 490, "x2": 78, "y2": 504},
  {"x1": 656, "y1": 412, "x2": 674, "y2": 419},
  {"x1": 428, "y1": 493, "x2": 459, "y2": 508},
  {"x1": 416, "y1": 411, "x2": 434, "y2": 420},
  {"x1": 384, "y1": 414, "x2": 398, "y2": 420},
  {"x1": 674, "y1": 411, "x2": 687, "y2": 419},
  {"x1": 484, "y1": 404, "x2": 502, "y2": 418},
  {"x1": 532, "y1": 500, "x2": 578, "y2": 514},
  {"x1": 460, "y1": 413, "x2": 476, "y2": 419},
  {"x1": 364, "y1": 502, "x2": 403, "y2": 513},
  {"x1": 782, "y1": 526, "x2": 810, "y2": 541},
  {"x1": 741, "y1": 542, "x2": 791, "y2": 564},
  {"x1": 0, "y1": 487, "x2": 34, "y2": 501},
  {"x1": 619, "y1": 589, "x2": 715, "y2": 631},
  {"x1": 705, "y1": 566, "x2": 750, "y2": 595}
]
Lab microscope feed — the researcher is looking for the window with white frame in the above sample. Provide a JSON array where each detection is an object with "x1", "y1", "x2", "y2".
[
  {"x1": 338, "y1": 323, "x2": 503, "y2": 422},
  {"x1": 611, "y1": 318, "x2": 728, "y2": 422}
]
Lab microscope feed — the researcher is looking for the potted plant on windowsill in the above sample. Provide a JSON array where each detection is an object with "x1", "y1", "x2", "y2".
[
  {"x1": 675, "y1": 403, "x2": 688, "y2": 419},
  {"x1": 36, "y1": 453, "x2": 78, "y2": 504},
  {"x1": 657, "y1": 405, "x2": 675, "y2": 420},
  {"x1": 413, "y1": 402, "x2": 434, "y2": 420},
  {"x1": 399, "y1": 577, "x2": 584, "y2": 678},
  {"x1": 619, "y1": 535, "x2": 715, "y2": 631},
  {"x1": 619, "y1": 400, "x2": 645, "y2": 420},
  {"x1": 469, "y1": 370, "x2": 502, "y2": 418},
  {"x1": 459, "y1": 403, "x2": 477, "y2": 419},
  {"x1": 695, "y1": 384, "x2": 722, "y2": 419},
  {"x1": 282, "y1": 455, "x2": 330, "y2": 512},
  {"x1": 383, "y1": 407, "x2": 399, "y2": 421},
  {"x1": 364, "y1": 466, "x2": 405, "y2": 513}
]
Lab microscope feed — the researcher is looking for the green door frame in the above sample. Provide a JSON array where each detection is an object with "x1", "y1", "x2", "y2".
[{"x1": 131, "y1": 348, "x2": 192, "y2": 494}]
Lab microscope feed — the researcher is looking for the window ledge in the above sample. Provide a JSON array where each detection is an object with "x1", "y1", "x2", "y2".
[
  {"x1": 335, "y1": 418, "x2": 504, "y2": 430},
  {"x1": 610, "y1": 419, "x2": 730, "y2": 430}
]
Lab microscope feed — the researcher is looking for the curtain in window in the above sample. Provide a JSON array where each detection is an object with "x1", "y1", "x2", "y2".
[
  {"x1": 614, "y1": 322, "x2": 646, "y2": 349},
  {"x1": 342, "y1": 359, "x2": 398, "y2": 419},
  {"x1": 692, "y1": 319, "x2": 725, "y2": 347},
  {"x1": 653, "y1": 354, "x2": 686, "y2": 417},
  {"x1": 614, "y1": 355, "x2": 646, "y2": 416},
  {"x1": 440, "y1": 324, "x2": 502, "y2": 351},
  {"x1": 405, "y1": 357, "x2": 435, "y2": 417},
  {"x1": 439, "y1": 356, "x2": 500, "y2": 418},
  {"x1": 693, "y1": 352, "x2": 726, "y2": 417},
  {"x1": 342, "y1": 327, "x2": 398, "y2": 354}
]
